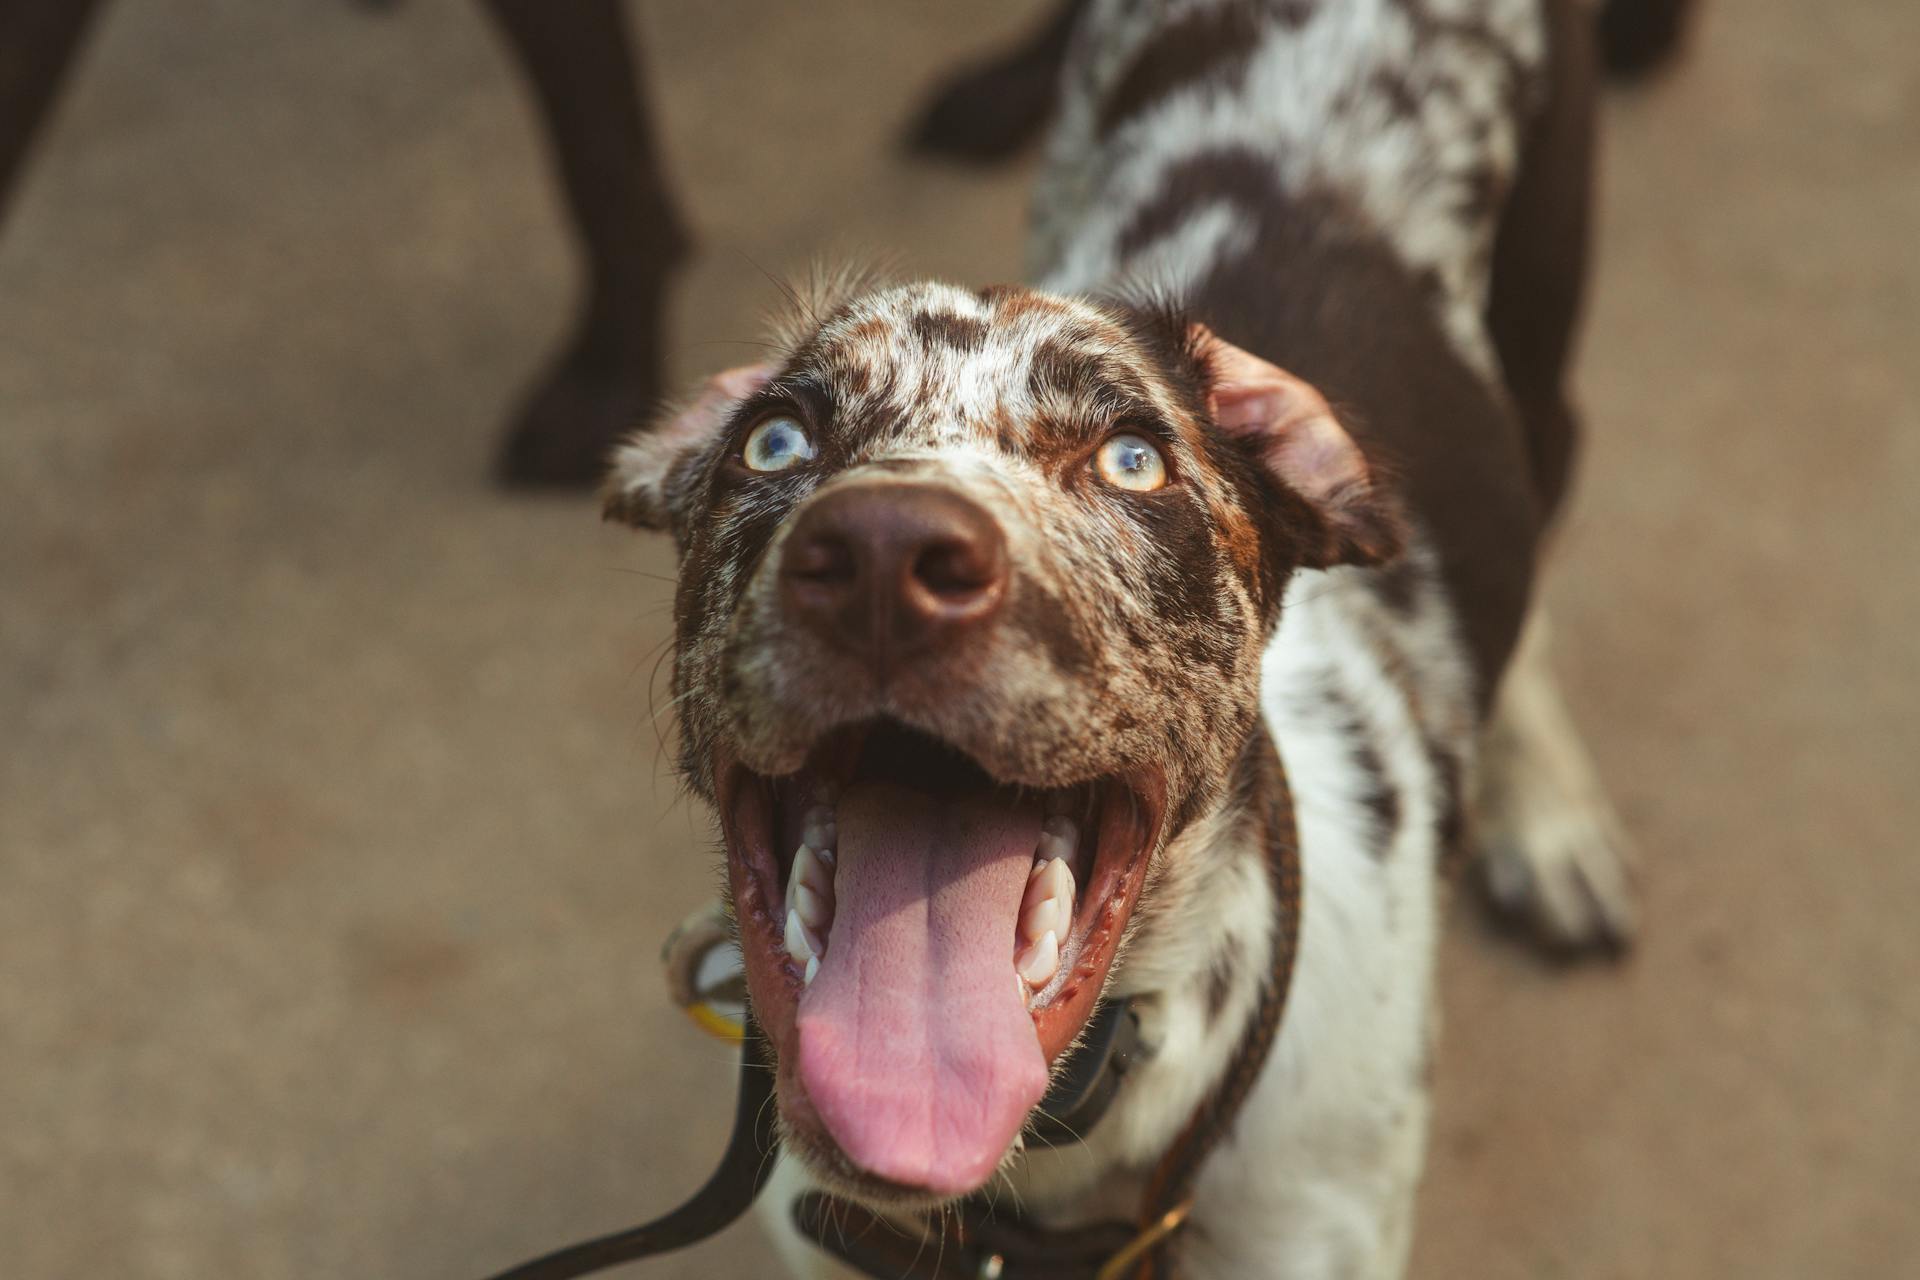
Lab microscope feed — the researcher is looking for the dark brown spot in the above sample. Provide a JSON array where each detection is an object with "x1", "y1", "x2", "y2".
[
  {"x1": 1163, "y1": 164, "x2": 1538, "y2": 706},
  {"x1": 1369, "y1": 556, "x2": 1421, "y2": 615},
  {"x1": 1353, "y1": 738, "x2": 1402, "y2": 856},
  {"x1": 1098, "y1": 5, "x2": 1264, "y2": 139},
  {"x1": 1371, "y1": 65, "x2": 1422, "y2": 120},
  {"x1": 1455, "y1": 164, "x2": 1508, "y2": 228},
  {"x1": 908, "y1": 309, "x2": 989, "y2": 352},
  {"x1": 1203, "y1": 949, "x2": 1235, "y2": 1026},
  {"x1": 1428, "y1": 738, "x2": 1468, "y2": 876},
  {"x1": 1117, "y1": 148, "x2": 1277, "y2": 261},
  {"x1": 1271, "y1": 0, "x2": 1318, "y2": 29}
]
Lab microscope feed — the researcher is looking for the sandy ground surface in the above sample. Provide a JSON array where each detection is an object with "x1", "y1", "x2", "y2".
[{"x1": 4, "y1": 2, "x2": 1916, "y2": 1277}]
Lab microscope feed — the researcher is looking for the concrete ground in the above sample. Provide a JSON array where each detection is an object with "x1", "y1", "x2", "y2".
[{"x1": 3, "y1": 1, "x2": 1915, "y2": 1277}]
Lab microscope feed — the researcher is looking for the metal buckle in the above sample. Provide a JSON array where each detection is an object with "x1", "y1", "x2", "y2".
[{"x1": 1093, "y1": 1199, "x2": 1194, "y2": 1280}]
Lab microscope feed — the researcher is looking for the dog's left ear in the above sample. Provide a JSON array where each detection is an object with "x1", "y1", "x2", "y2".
[
  {"x1": 1194, "y1": 326, "x2": 1403, "y2": 568},
  {"x1": 602, "y1": 363, "x2": 776, "y2": 531}
]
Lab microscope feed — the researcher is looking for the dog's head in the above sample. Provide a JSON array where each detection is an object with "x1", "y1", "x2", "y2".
[{"x1": 607, "y1": 278, "x2": 1398, "y2": 1203}]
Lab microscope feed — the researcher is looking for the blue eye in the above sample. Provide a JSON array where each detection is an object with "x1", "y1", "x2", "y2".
[
  {"x1": 741, "y1": 415, "x2": 817, "y2": 473},
  {"x1": 1093, "y1": 432, "x2": 1168, "y2": 492}
]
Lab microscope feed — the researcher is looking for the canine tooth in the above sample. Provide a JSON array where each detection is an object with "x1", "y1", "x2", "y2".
[
  {"x1": 1017, "y1": 930, "x2": 1060, "y2": 988},
  {"x1": 792, "y1": 844, "x2": 833, "y2": 901},
  {"x1": 784, "y1": 907, "x2": 820, "y2": 968},
  {"x1": 804, "y1": 955, "x2": 819, "y2": 986},
  {"x1": 1030, "y1": 856, "x2": 1076, "y2": 930},
  {"x1": 1021, "y1": 897, "x2": 1059, "y2": 944},
  {"x1": 792, "y1": 881, "x2": 832, "y2": 933}
]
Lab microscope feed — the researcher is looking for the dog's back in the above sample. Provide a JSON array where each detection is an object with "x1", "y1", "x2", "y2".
[{"x1": 1033, "y1": 0, "x2": 1566, "y2": 703}]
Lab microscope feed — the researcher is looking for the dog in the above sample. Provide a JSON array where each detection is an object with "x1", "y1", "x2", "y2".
[{"x1": 605, "y1": 0, "x2": 1686, "y2": 1274}]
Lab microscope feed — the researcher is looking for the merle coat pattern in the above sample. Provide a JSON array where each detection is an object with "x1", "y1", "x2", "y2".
[{"x1": 607, "y1": 0, "x2": 1637, "y2": 1274}]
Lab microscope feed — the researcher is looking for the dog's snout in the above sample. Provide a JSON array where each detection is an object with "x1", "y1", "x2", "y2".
[{"x1": 780, "y1": 484, "x2": 1007, "y2": 663}]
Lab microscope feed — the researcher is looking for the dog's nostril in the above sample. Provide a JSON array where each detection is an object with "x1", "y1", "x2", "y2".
[
  {"x1": 787, "y1": 532, "x2": 858, "y2": 585},
  {"x1": 913, "y1": 539, "x2": 998, "y2": 600}
]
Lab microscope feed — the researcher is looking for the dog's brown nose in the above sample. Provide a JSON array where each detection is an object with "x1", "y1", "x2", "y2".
[{"x1": 780, "y1": 483, "x2": 1008, "y2": 665}]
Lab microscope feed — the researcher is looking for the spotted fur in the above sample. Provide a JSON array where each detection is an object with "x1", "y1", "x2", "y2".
[
  {"x1": 607, "y1": 1, "x2": 1633, "y2": 1276},
  {"x1": 619, "y1": 280, "x2": 1353, "y2": 841}
]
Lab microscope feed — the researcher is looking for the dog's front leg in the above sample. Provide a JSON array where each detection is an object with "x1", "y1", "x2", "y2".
[{"x1": 1476, "y1": 609, "x2": 1638, "y2": 950}]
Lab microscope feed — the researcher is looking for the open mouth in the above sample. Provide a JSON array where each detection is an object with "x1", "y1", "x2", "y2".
[{"x1": 717, "y1": 719, "x2": 1165, "y2": 1198}]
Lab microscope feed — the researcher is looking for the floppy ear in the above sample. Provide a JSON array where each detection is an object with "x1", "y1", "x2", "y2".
[
  {"x1": 602, "y1": 364, "x2": 776, "y2": 531},
  {"x1": 1194, "y1": 326, "x2": 1403, "y2": 568}
]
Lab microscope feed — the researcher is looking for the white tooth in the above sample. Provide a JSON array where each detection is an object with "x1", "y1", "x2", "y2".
[
  {"x1": 784, "y1": 907, "x2": 815, "y2": 966},
  {"x1": 1018, "y1": 856, "x2": 1076, "y2": 948},
  {"x1": 804, "y1": 954, "x2": 820, "y2": 986},
  {"x1": 792, "y1": 844, "x2": 833, "y2": 901},
  {"x1": 1042, "y1": 814, "x2": 1078, "y2": 846},
  {"x1": 1042, "y1": 856, "x2": 1076, "y2": 922},
  {"x1": 1021, "y1": 894, "x2": 1059, "y2": 943},
  {"x1": 792, "y1": 881, "x2": 831, "y2": 933},
  {"x1": 1018, "y1": 929, "x2": 1060, "y2": 988}
]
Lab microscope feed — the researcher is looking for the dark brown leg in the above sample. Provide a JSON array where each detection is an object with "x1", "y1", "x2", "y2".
[
  {"x1": 1475, "y1": 3, "x2": 1637, "y2": 954},
  {"x1": 479, "y1": 0, "x2": 691, "y2": 489},
  {"x1": 902, "y1": 0, "x2": 1087, "y2": 164},
  {"x1": 0, "y1": 0, "x2": 109, "y2": 230},
  {"x1": 1486, "y1": 0, "x2": 1598, "y2": 526}
]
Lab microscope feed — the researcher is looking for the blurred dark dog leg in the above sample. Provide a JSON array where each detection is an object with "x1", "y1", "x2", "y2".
[
  {"x1": 0, "y1": 0, "x2": 109, "y2": 229},
  {"x1": 1598, "y1": 0, "x2": 1699, "y2": 81},
  {"x1": 481, "y1": 0, "x2": 690, "y2": 489},
  {"x1": 902, "y1": 0, "x2": 1086, "y2": 163}
]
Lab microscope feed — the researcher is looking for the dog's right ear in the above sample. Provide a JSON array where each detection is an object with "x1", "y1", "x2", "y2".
[{"x1": 602, "y1": 364, "x2": 776, "y2": 530}]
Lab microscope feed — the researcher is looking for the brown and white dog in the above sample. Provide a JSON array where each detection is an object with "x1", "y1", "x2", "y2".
[{"x1": 606, "y1": 0, "x2": 1667, "y2": 1273}]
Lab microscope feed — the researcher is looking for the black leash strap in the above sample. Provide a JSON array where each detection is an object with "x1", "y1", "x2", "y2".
[
  {"x1": 475, "y1": 999, "x2": 1144, "y2": 1280},
  {"x1": 481, "y1": 1021, "x2": 778, "y2": 1280}
]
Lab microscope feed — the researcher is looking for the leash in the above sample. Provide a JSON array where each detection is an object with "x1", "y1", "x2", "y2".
[
  {"x1": 480, "y1": 1016, "x2": 779, "y2": 1280},
  {"x1": 481, "y1": 743, "x2": 1301, "y2": 1280},
  {"x1": 479, "y1": 999, "x2": 1143, "y2": 1280}
]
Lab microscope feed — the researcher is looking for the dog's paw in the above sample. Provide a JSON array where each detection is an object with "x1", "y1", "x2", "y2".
[
  {"x1": 1478, "y1": 790, "x2": 1638, "y2": 954},
  {"x1": 900, "y1": 3, "x2": 1080, "y2": 163},
  {"x1": 495, "y1": 345, "x2": 663, "y2": 490},
  {"x1": 901, "y1": 58, "x2": 1057, "y2": 163}
]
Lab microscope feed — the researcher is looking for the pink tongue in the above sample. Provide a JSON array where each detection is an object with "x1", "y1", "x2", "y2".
[{"x1": 795, "y1": 781, "x2": 1048, "y2": 1195}]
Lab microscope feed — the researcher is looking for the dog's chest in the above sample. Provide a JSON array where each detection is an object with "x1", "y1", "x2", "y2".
[
  {"x1": 1007, "y1": 555, "x2": 1474, "y2": 1241},
  {"x1": 1032, "y1": 0, "x2": 1546, "y2": 374}
]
